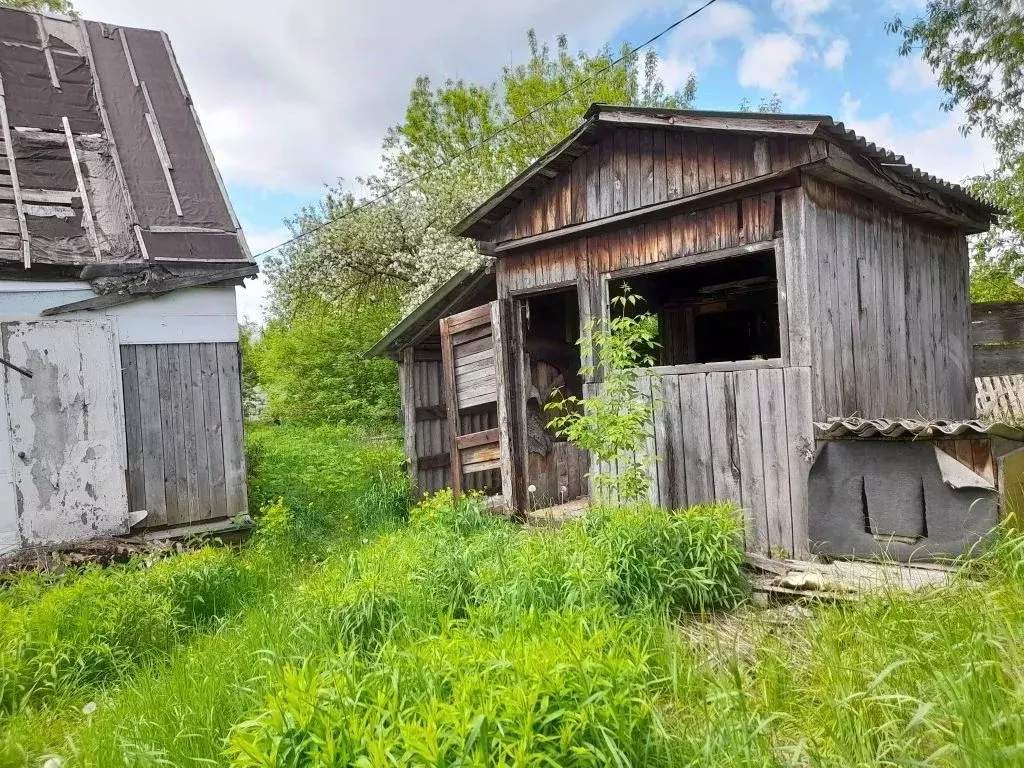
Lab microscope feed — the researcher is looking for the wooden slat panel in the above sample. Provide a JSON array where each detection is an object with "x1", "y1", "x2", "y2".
[
  {"x1": 216, "y1": 343, "x2": 247, "y2": 519},
  {"x1": 135, "y1": 345, "x2": 167, "y2": 525},
  {"x1": 199, "y1": 344, "x2": 227, "y2": 520},
  {"x1": 706, "y1": 371, "x2": 741, "y2": 506},
  {"x1": 679, "y1": 373, "x2": 714, "y2": 505},
  {"x1": 972, "y1": 303, "x2": 1024, "y2": 344},
  {"x1": 734, "y1": 369, "x2": 767, "y2": 553},
  {"x1": 120, "y1": 345, "x2": 146, "y2": 514},
  {"x1": 783, "y1": 367, "x2": 813, "y2": 558},
  {"x1": 177, "y1": 346, "x2": 200, "y2": 522},
  {"x1": 455, "y1": 428, "x2": 499, "y2": 450},
  {"x1": 758, "y1": 367, "x2": 792, "y2": 556},
  {"x1": 156, "y1": 346, "x2": 180, "y2": 521},
  {"x1": 188, "y1": 344, "x2": 213, "y2": 518},
  {"x1": 448, "y1": 304, "x2": 493, "y2": 334}
]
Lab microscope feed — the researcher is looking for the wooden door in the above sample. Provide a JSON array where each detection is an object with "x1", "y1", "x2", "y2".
[
  {"x1": 1, "y1": 320, "x2": 129, "y2": 545},
  {"x1": 439, "y1": 300, "x2": 522, "y2": 511}
]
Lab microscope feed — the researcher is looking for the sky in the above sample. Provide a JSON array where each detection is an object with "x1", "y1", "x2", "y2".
[{"x1": 74, "y1": 0, "x2": 997, "y2": 323}]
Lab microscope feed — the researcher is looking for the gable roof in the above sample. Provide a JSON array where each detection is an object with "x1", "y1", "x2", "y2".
[
  {"x1": 453, "y1": 103, "x2": 1000, "y2": 241},
  {"x1": 0, "y1": 7, "x2": 252, "y2": 269}
]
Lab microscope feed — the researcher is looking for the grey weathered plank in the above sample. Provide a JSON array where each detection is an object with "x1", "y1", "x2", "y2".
[
  {"x1": 155, "y1": 345, "x2": 180, "y2": 522},
  {"x1": 678, "y1": 373, "x2": 714, "y2": 505},
  {"x1": 780, "y1": 188, "x2": 811, "y2": 366},
  {"x1": 638, "y1": 375, "x2": 660, "y2": 507},
  {"x1": 187, "y1": 344, "x2": 213, "y2": 518},
  {"x1": 706, "y1": 371, "x2": 741, "y2": 506},
  {"x1": 176, "y1": 345, "x2": 200, "y2": 522},
  {"x1": 783, "y1": 367, "x2": 813, "y2": 558},
  {"x1": 135, "y1": 345, "x2": 167, "y2": 526},
  {"x1": 120, "y1": 345, "x2": 146, "y2": 515},
  {"x1": 199, "y1": 344, "x2": 227, "y2": 520},
  {"x1": 833, "y1": 191, "x2": 858, "y2": 413},
  {"x1": 400, "y1": 349, "x2": 418, "y2": 485},
  {"x1": 734, "y1": 369, "x2": 767, "y2": 552},
  {"x1": 216, "y1": 343, "x2": 248, "y2": 518},
  {"x1": 758, "y1": 367, "x2": 792, "y2": 556},
  {"x1": 167, "y1": 345, "x2": 191, "y2": 524},
  {"x1": 660, "y1": 374, "x2": 687, "y2": 509}
]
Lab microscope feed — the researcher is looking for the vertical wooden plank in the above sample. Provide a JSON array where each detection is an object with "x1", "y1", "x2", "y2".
[
  {"x1": 625, "y1": 128, "x2": 640, "y2": 211},
  {"x1": 166, "y1": 345, "x2": 190, "y2": 524},
  {"x1": 650, "y1": 374, "x2": 672, "y2": 508},
  {"x1": 681, "y1": 132, "x2": 699, "y2": 197},
  {"x1": 176, "y1": 346, "x2": 200, "y2": 523},
  {"x1": 599, "y1": 134, "x2": 614, "y2": 218},
  {"x1": 652, "y1": 129, "x2": 667, "y2": 204},
  {"x1": 199, "y1": 344, "x2": 227, "y2": 520},
  {"x1": 439, "y1": 317, "x2": 463, "y2": 496},
  {"x1": 696, "y1": 133, "x2": 715, "y2": 193},
  {"x1": 612, "y1": 128, "x2": 627, "y2": 214},
  {"x1": 833, "y1": 192, "x2": 858, "y2": 413},
  {"x1": 155, "y1": 346, "x2": 179, "y2": 523},
  {"x1": 188, "y1": 344, "x2": 212, "y2": 518},
  {"x1": 783, "y1": 367, "x2": 813, "y2": 559},
  {"x1": 734, "y1": 369, "x2": 767, "y2": 553},
  {"x1": 216, "y1": 343, "x2": 247, "y2": 518},
  {"x1": 679, "y1": 373, "x2": 714, "y2": 505},
  {"x1": 665, "y1": 131, "x2": 683, "y2": 199},
  {"x1": 120, "y1": 346, "x2": 146, "y2": 514},
  {"x1": 585, "y1": 143, "x2": 601, "y2": 222},
  {"x1": 570, "y1": 153, "x2": 586, "y2": 225},
  {"x1": 659, "y1": 375, "x2": 686, "y2": 508},
  {"x1": 637, "y1": 376, "x2": 660, "y2": 507},
  {"x1": 753, "y1": 138, "x2": 770, "y2": 176},
  {"x1": 733, "y1": 135, "x2": 755, "y2": 182},
  {"x1": 135, "y1": 345, "x2": 166, "y2": 525},
  {"x1": 492, "y1": 300, "x2": 522, "y2": 512},
  {"x1": 781, "y1": 188, "x2": 811, "y2": 367},
  {"x1": 713, "y1": 134, "x2": 733, "y2": 189},
  {"x1": 400, "y1": 348, "x2": 418, "y2": 486},
  {"x1": 706, "y1": 372, "x2": 741, "y2": 505},
  {"x1": 758, "y1": 368, "x2": 793, "y2": 556},
  {"x1": 639, "y1": 129, "x2": 655, "y2": 206}
]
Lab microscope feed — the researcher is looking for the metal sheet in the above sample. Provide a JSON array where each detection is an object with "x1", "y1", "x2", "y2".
[{"x1": 0, "y1": 319, "x2": 128, "y2": 545}]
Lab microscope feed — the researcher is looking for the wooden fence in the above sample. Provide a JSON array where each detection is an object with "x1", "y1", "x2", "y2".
[{"x1": 973, "y1": 303, "x2": 1024, "y2": 420}]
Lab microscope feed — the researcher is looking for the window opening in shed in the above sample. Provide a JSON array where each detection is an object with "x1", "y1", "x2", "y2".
[
  {"x1": 521, "y1": 287, "x2": 589, "y2": 509},
  {"x1": 610, "y1": 249, "x2": 781, "y2": 366}
]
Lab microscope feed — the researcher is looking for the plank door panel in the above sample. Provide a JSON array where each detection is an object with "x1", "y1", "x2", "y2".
[
  {"x1": 1, "y1": 320, "x2": 128, "y2": 545},
  {"x1": 440, "y1": 300, "x2": 521, "y2": 510}
]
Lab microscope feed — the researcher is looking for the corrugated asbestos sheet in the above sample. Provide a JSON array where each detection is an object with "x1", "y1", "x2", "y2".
[
  {"x1": 0, "y1": 8, "x2": 250, "y2": 267},
  {"x1": 815, "y1": 417, "x2": 1024, "y2": 442}
]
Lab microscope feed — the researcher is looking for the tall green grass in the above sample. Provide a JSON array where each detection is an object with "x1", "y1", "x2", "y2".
[{"x1": 0, "y1": 424, "x2": 408, "y2": 766}]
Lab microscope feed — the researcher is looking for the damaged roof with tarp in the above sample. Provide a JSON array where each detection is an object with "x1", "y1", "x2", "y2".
[{"x1": 0, "y1": 7, "x2": 252, "y2": 269}]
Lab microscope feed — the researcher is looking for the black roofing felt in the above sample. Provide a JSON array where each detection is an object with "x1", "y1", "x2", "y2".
[{"x1": 0, "y1": 8, "x2": 250, "y2": 267}]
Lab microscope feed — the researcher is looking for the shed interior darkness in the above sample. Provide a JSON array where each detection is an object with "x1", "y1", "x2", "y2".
[{"x1": 611, "y1": 249, "x2": 782, "y2": 366}]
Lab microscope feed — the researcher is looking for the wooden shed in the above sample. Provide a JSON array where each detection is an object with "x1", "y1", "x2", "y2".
[
  {"x1": 0, "y1": 8, "x2": 254, "y2": 555},
  {"x1": 370, "y1": 104, "x2": 1009, "y2": 560}
]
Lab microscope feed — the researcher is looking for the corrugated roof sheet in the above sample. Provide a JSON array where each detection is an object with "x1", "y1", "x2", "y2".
[{"x1": 815, "y1": 417, "x2": 1024, "y2": 442}]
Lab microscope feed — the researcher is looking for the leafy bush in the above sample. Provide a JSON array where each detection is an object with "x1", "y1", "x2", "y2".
[{"x1": 584, "y1": 504, "x2": 747, "y2": 614}]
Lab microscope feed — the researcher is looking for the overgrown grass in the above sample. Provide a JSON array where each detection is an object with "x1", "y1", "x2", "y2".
[
  {"x1": 0, "y1": 423, "x2": 408, "y2": 766},
  {"x1": 6, "y1": 424, "x2": 1024, "y2": 766}
]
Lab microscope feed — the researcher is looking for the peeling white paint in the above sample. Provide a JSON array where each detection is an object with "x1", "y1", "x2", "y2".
[{"x1": 1, "y1": 320, "x2": 128, "y2": 545}]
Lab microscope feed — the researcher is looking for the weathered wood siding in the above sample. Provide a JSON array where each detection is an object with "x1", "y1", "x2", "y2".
[
  {"x1": 586, "y1": 365, "x2": 813, "y2": 557},
  {"x1": 121, "y1": 342, "x2": 247, "y2": 529},
  {"x1": 492, "y1": 130, "x2": 826, "y2": 243},
  {"x1": 796, "y1": 176, "x2": 973, "y2": 420}
]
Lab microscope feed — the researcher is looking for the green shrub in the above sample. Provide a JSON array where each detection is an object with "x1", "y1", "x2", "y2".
[
  {"x1": 226, "y1": 609, "x2": 674, "y2": 768},
  {"x1": 583, "y1": 504, "x2": 747, "y2": 614}
]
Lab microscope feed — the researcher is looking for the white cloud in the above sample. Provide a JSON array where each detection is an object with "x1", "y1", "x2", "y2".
[
  {"x1": 823, "y1": 37, "x2": 849, "y2": 70},
  {"x1": 888, "y1": 56, "x2": 935, "y2": 91},
  {"x1": 656, "y1": 0, "x2": 754, "y2": 85},
  {"x1": 738, "y1": 33, "x2": 807, "y2": 104},
  {"x1": 838, "y1": 91, "x2": 996, "y2": 185},
  {"x1": 77, "y1": 0, "x2": 656, "y2": 192},
  {"x1": 771, "y1": 0, "x2": 833, "y2": 36}
]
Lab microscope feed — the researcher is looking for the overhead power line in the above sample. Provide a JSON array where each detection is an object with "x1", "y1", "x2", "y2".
[{"x1": 252, "y1": 0, "x2": 720, "y2": 260}]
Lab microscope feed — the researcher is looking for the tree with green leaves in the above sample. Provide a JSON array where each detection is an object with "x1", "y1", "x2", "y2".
[
  {"x1": 265, "y1": 31, "x2": 695, "y2": 317},
  {"x1": 889, "y1": 1, "x2": 1024, "y2": 301},
  {"x1": 0, "y1": 0, "x2": 76, "y2": 15}
]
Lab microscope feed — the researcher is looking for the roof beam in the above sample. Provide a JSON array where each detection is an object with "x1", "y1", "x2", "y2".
[{"x1": 595, "y1": 107, "x2": 822, "y2": 136}]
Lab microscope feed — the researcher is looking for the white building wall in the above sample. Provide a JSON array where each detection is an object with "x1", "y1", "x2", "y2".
[{"x1": 0, "y1": 285, "x2": 240, "y2": 553}]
